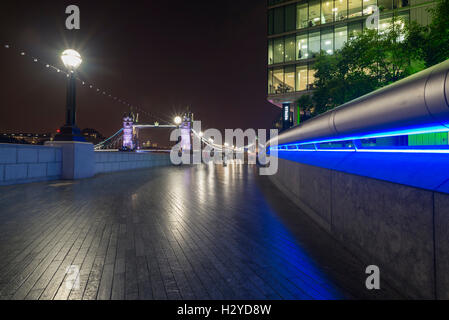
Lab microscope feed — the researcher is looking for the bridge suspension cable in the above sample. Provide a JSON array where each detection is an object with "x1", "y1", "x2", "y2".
[
  {"x1": 1, "y1": 42, "x2": 167, "y2": 124},
  {"x1": 191, "y1": 129, "x2": 265, "y2": 152},
  {"x1": 3, "y1": 41, "x2": 269, "y2": 152},
  {"x1": 94, "y1": 128, "x2": 124, "y2": 150}
]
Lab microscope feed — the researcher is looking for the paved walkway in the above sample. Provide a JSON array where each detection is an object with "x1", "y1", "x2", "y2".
[{"x1": 0, "y1": 164, "x2": 401, "y2": 300}]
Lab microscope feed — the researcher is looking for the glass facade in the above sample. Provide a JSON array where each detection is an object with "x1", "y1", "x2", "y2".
[
  {"x1": 268, "y1": 0, "x2": 410, "y2": 94},
  {"x1": 267, "y1": 0, "x2": 410, "y2": 35},
  {"x1": 269, "y1": 63, "x2": 318, "y2": 94}
]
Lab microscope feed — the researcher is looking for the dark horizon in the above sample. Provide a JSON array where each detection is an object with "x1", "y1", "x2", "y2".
[{"x1": 0, "y1": 0, "x2": 280, "y2": 143}]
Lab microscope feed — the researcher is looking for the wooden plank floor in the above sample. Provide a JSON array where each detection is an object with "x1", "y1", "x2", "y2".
[{"x1": 0, "y1": 164, "x2": 401, "y2": 300}]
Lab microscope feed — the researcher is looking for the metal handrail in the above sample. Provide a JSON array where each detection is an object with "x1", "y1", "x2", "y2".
[{"x1": 268, "y1": 59, "x2": 449, "y2": 147}]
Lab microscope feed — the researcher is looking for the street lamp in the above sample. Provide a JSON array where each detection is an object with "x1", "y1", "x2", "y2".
[
  {"x1": 61, "y1": 49, "x2": 82, "y2": 69},
  {"x1": 55, "y1": 49, "x2": 85, "y2": 141},
  {"x1": 174, "y1": 116, "x2": 182, "y2": 126},
  {"x1": 199, "y1": 131, "x2": 204, "y2": 138}
]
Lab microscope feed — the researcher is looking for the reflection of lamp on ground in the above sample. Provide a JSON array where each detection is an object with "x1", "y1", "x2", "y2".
[{"x1": 55, "y1": 49, "x2": 85, "y2": 141}]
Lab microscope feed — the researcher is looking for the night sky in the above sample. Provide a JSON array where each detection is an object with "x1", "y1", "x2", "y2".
[{"x1": 0, "y1": 0, "x2": 279, "y2": 145}]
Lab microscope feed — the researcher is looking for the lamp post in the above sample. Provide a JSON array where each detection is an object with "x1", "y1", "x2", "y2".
[{"x1": 55, "y1": 49, "x2": 85, "y2": 142}]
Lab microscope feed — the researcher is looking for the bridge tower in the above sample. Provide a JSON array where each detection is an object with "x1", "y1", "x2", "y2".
[
  {"x1": 123, "y1": 112, "x2": 135, "y2": 150},
  {"x1": 180, "y1": 111, "x2": 193, "y2": 151}
]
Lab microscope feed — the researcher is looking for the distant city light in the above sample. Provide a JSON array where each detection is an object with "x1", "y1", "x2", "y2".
[{"x1": 174, "y1": 116, "x2": 182, "y2": 125}]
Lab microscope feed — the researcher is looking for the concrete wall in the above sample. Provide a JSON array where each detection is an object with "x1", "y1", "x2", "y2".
[
  {"x1": 94, "y1": 151, "x2": 172, "y2": 174},
  {"x1": 0, "y1": 145, "x2": 173, "y2": 185},
  {"x1": 0, "y1": 143, "x2": 62, "y2": 186},
  {"x1": 269, "y1": 155, "x2": 449, "y2": 299}
]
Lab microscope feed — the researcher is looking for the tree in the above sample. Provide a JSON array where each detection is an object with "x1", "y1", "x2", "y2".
[
  {"x1": 310, "y1": 17, "x2": 422, "y2": 116},
  {"x1": 304, "y1": 1, "x2": 449, "y2": 118},
  {"x1": 295, "y1": 94, "x2": 315, "y2": 123},
  {"x1": 296, "y1": 94, "x2": 314, "y2": 116}
]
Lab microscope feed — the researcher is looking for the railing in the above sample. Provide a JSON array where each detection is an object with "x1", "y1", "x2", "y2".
[{"x1": 268, "y1": 59, "x2": 449, "y2": 152}]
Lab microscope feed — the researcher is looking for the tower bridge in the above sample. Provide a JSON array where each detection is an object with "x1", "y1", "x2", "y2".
[{"x1": 95, "y1": 110, "x2": 194, "y2": 151}]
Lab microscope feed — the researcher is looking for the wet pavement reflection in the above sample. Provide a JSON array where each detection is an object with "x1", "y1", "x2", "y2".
[{"x1": 0, "y1": 163, "x2": 400, "y2": 300}]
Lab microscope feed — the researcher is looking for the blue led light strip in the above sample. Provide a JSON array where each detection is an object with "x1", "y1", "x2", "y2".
[
  {"x1": 271, "y1": 147, "x2": 449, "y2": 154},
  {"x1": 276, "y1": 125, "x2": 449, "y2": 148}
]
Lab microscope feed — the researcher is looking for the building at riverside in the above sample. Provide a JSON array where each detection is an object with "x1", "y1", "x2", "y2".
[{"x1": 267, "y1": 0, "x2": 437, "y2": 128}]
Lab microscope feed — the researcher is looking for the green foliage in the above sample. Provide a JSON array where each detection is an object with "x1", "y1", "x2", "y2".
[
  {"x1": 310, "y1": 23, "x2": 420, "y2": 115},
  {"x1": 304, "y1": 0, "x2": 449, "y2": 118},
  {"x1": 296, "y1": 94, "x2": 314, "y2": 114}
]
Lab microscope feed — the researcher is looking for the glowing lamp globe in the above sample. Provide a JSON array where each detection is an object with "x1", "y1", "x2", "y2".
[
  {"x1": 174, "y1": 116, "x2": 182, "y2": 125},
  {"x1": 61, "y1": 49, "x2": 82, "y2": 69}
]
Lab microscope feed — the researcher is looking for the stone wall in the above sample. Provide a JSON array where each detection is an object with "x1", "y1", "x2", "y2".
[
  {"x1": 0, "y1": 144, "x2": 173, "y2": 185},
  {"x1": 269, "y1": 154, "x2": 449, "y2": 299},
  {"x1": 94, "y1": 151, "x2": 172, "y2": 174},
  {"x1": 0, "y1": 143, "x2": 62, "y2": 186}
]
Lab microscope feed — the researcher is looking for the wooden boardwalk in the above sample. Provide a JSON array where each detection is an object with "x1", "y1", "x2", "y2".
[{"x1": 0, "y1": 164, "x2": 400, "y2": 300}]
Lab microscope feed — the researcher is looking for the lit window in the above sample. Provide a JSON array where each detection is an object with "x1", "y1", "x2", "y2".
[
  {"x1": 296, "y1": 65, "x2": 308, "y2": 91},
  {"x1": 296, "y1": 33, "x2": 308, "y2": 60},
  {"x1": 335, "y1": 25, "x2": 348, "y2": 51},
  {"x1": 285, "y1": 66, "x2": 295, "y2": 93},
  {"x1": 285, "y1": 36, "x2": 296, "y2": 62},
  {"x1": 273, "y1": 38, "x2": 284, "y2": 64},
  {"x1": 297, "y1": 3, "x2": 308, "y2": 29},
  {"x1": 322, "y1": 0, "x2": 334, "y2": 24},
  {"x1": 321, "y1": 28, "x2": 334, "y2": 55},
  {"x1": 348, "y1": 0, "x2": 362, "y2": 18},
  {"x1": 309, "y1": 0, "x2": 321, "y2": 27},
  {"x1": 335, "y1": 0, "x2": 348, "y2": 21}
]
